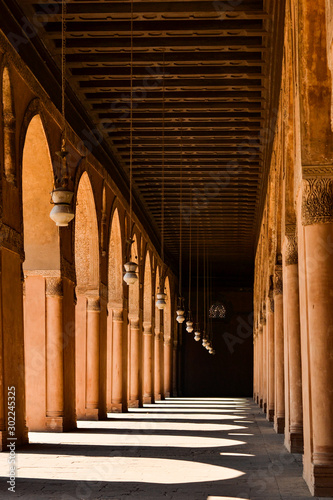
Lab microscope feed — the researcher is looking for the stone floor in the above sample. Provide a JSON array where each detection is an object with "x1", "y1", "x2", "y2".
[{"x1": 0, "y1": 398, "x2": 331, "y2": 500}]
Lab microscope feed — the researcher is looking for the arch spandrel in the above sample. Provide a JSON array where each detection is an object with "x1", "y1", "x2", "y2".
[
  {"x1": 108, "y1": 206, "x2": 123, "y2": 307},
  {"x1": 75, "y1": 171, "x2": 100, "y2": 292}
]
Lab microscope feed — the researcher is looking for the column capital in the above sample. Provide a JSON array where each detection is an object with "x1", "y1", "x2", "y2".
[
  {"x1": 285, "y1": 226, "x2": 298, "y2": 266},
  {"x1": 46, "y1": 277, "x2": 63, "y2": 297},
  {"x1": 143, "y1": 322, "x2": 152, "y2": 335},
  {"x1": 302, "y1": 177, "x2": 333, "y2": 226},
  {"x1": 113, "y1": 308, "x2": 124, "y2": 322},
  {"x1": 87, "y1": 296, "x2": 100, "y2": 311},
  {"x1": 274, "y1": 265, "x2": 283, "y2": 295}
]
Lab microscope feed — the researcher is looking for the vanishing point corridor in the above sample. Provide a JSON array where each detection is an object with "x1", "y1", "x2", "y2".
[{"x1": 0, "y1": 398, "x2": 327, "y2": 500}]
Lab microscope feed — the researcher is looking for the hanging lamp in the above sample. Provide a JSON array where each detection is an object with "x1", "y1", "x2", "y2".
[
  {"x1": 176, "y1": 122, "x2": 185, "y2": 324},
  {"x1": 50, "y1": 0, "x2": 74, "y2": 227},
  {"x1": 123, "y1": 0, "x2": 138, "y2": 285},
  {"x1": 194, "y1": 226, "x2": 201, "y2": 341},
  {"x1": 186, "y1": 193, "x2": 194, "y2": 332},
  {"x1": 156, "y1": 51, "x2": 167, "y2": 309}
]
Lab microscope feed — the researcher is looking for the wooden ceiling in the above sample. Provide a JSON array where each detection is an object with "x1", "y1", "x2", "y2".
[{"x1": 5, "y1": 0, "x2": 285, "y2": 279}]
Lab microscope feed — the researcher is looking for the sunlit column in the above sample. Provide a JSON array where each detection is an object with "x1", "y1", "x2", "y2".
[
  {"x1": 284, "y1": 230, "x2": 303, "y2": 452},
  {"x1": 164, "y1": 337, "x2": 172, "y2": 397},
  {"x1": 129, "y1": 318, "x2": 140, "y2": 407},
  {"x1": 154, "y1": 329, "x2": 162, "y2": 401},
  {"x1": 142, "y1": 322, "x2": 153, "y2": 403},
  {"x1": 274, "y1": 262, "x2": 285, "y2": 434},
  {"x1": 258, "y1": 323, "x2": 263, "y2": 407},
  {"x1": 266, "y1": 292, "x2": 275, "y2": 422},
  {"x1": 45, "y1": 277, "x2": 64, "y2": 431},
  {"x1": 85, "y1": 296, "x2": 100, "y2": 419},
  {"x1": 111, "y1": 308, "x2": 124, "y2": 412}
]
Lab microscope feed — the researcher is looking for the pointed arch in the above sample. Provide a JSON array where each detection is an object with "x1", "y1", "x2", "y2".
[
  {"x1": 164, "y1": 276, "x2": 171, "y2": 341},
  {"x1": 108, "y1": 206, "x2": 123, "y2": 306},
  {"x1": 22, "y1": 114, "x2": 59, "y2": 270},
  {"x1": 143, "y1": 250, "x2": 152, "y2": 324},
  {"x1": 128, "y1": 232, "x2": 139, "y2": 318},
  {"x1": 75, "y1": 171, "x2": 99, "y2": 291}
]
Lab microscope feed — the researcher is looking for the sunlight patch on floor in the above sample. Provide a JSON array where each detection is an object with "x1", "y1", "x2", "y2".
[
  {"x1": 0, "y1": 456, "x2": 245, "y2": 485},
  {"x1": 27, "y1": 431, "x2": 246, "y2": 449}
]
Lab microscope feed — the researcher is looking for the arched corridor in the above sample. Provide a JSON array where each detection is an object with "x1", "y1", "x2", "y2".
[{"x1": 1, "y1": 0, "x2": 333, "y2": 497}]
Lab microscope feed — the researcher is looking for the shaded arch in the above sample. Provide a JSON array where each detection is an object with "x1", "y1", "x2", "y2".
[
  {"x1": 2, "y1": 65, "x2": 16, "y2": 183},
  {"x1": 108, "y1": 206, "x2": 123, "y2": 306},
  {"x1": 164, "y1": 276, "x2": 171, "y2": 340},
  {"x1": 143, "y1": 249, "x2": 152, "y2": 324},
  {"x1": 154, "y1": 265, "x2": 161, "y2": 332},
  {"x1": 22, "y1": 114, "x2": 59, "y2": 270},
  {"x1": 128, "y1": 232, "x2": 139, "y2": 318},
  {"x1": 75, "y1": 171, "x2": 99, "y2": 291}
]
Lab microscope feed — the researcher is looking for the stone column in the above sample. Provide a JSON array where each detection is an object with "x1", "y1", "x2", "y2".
[
  {"x1": 258, "y1": 322, "x2": 263, "y2": 407},
  {"x1": 85, "y1": 296, "x2": 100, "y2": 420},
  {"x1": 164, "y1": 337, "x2": 172, "y2": 398},
  {"x1": 300, "y1": 177, "x2": 333, "y2": 495},
  {"x1": 262, "y1": 309, "x2": 267, "y2": 414},
  {"x1": 253, "y1": 331, "x2": 257, "y2": 401},
  {"x1": 274, "y1": 263, "x2": 285, "y2": 434},
  {"x1": 154, "y1": 330, "x2": 163, "y2": 401},
  {"x1": 172, "y1": 339, "x2": 178, "y2": 397},
  {"x1": 266, "y1": 292, "x2": 275, "y2": 422},
  {"x1": 129, "y1": 318, "x2": 140, "y2": 408},
  {"x1": 0, "y1": 246, "x2": 28, "y2": 450},
  {"x1": 45, "y1": 277, "x2": 64, "y2": 431},
  {"x1": 142, "y1": 322, "x2": 153, "y2": 404},
  {"x1": 284, "y1": 229, "x2": 303, "y2": 453},
  {"x1": 111, "y1": 308, "x2": 124, "y2": 412}
]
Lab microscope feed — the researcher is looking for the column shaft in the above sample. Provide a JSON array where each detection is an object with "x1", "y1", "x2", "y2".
[
  {"x1": 111, "y1": 308, "x2": 124, "y2": 412},
  {"x1": 45, "y1": 278, "x2": 64, "y2": 431},
  {"x1": 274, "y1": 265, "x2": 284, "y2": 434},
  {"x1": 142, "y1": 323, "x2": 153, "y2": 404},
  {"x1": 164, "y1": 339, "x2": 172, "y2": 398},
  {"x1": 85, "y1": 296, "x2": 100, "y2": 419},
  {"x1": 129, "y1": 318, "x2": 140, "y2": 407}
]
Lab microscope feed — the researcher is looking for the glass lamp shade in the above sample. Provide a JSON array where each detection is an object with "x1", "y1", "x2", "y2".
[
  {"x1": 123, "y1": 261, "x2": 138, "y2": 285},
  {"x1": 176, "y1": 314, "x2": 185, "y2": 324},
  {"x1": 49, "y1": 189, "x2": 74, "y2": 227},
  {"x1": 176, "y1": 309, "x2": 185, "y2": 316},
  {"x1": 194, "y1": 330, "x2": 201, "y2": 341},
  {"x1": 156, "y1": 292, "x2": 167, "y2": 310}
]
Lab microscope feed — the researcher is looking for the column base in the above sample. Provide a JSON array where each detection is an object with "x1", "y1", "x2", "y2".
[
  {"x1": 45, "y1": 417, "x2": 64, "y2": 432},
  {"x1": 285, "y1": 431, "x2": 303, "y2": 454},
  {"x1": 83, "y1": 408, "x2": 99, "y2": 421},
  {"x1": 165, "y1": 391, "x2": 171, "y2": 398},
  {"x1": 307, "y1": 463, "x2": 333, "y2": 497},
  {"x1": 274, "y1": 416, "x2": 285, "y2": 434},
  {"x1": 128, "y1": 400, "x2": 139, "y2": 408},
  {"x1": 267, "y1": 408, "x2": 274, "y2": 422},
  {"x1": 154, "y1": 393, "x2": 162, "y2": 401},
  {"x1": 143, "y1": 396, "x2": 152, "y2": 404},
  {"x1": 110, "y1": 403, "x2": 123, "y2": 413},
  {"x1": 0, "y1": 428, "x2": 29, "y2": 451}
]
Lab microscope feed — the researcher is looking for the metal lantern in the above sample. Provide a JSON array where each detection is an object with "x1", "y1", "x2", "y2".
[
  {"x1": 186, "y1": 321, "x2": 194, "y2": 333},
  {"x1": 156, "y1": 292, "x2": 167, "y2": 310},
  {"x1": 123, "y1": 261, "x2": 138, "y2": 285},
  {"x1": 50, "y1": 188, "x2": 74, "y2": 227},
  {"x1": 194, "y1": 323, "x2": 201, "y2": 341}
]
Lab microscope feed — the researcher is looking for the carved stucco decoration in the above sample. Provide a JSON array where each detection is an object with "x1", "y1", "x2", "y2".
[
  {"x1": 45, "y1": 277, "x2": 63, "y2": 297},
  {"x1": 0, "y1": 222, "x2": 24, "y2": 259},
  {"x1": 274, "y1": 265, "x2": 283, "y2": 295},
  {"x1": 285, "y1": 226, "x2": 298, "y2": 266},
  {"x1": 302, "y1": 177, "x2": 333, "y2": 226}
]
